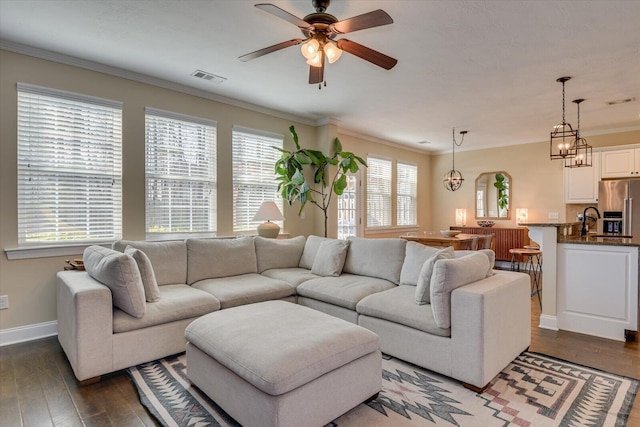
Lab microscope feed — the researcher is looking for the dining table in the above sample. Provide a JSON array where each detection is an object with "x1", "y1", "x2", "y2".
[{"x1": 400, "y1": 232, "x2": 479, "y2": 250}]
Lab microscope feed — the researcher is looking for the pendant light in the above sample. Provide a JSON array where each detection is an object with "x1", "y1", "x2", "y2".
[
  {"x1": 550, "y1": 77, "x2": 578, "y2": 160},
  {"x1": 443, "y1": 128, "x2": 467, "y2": 192},
  {"x1": 565, "y1": 99, "x2": 593, "y2": 168}
]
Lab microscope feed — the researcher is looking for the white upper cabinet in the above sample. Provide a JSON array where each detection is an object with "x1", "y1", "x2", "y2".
[
  {"x1": 564, "y1": 151, "x2": 601, "y2": 203},
  {"x1": 601, "y1": 147, "x2": 640, "y2": 178}
]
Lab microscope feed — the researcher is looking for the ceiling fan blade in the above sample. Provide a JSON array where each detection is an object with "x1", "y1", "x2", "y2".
[
  {"x1": 239, "y1": 38, "x2": 303, "y2": 62},
  {"x1": 309, "y1": 53, "x2": 325, "y2": 85},
  {"x1": 336, "y1": 39, "x2": 397, "y2": 70},
  {"x1": 331, "y1": 9, "x2": 393, "y2": 34},
  {"x1": 255, "y1": 3, "x2": 313, "y2": 30}
]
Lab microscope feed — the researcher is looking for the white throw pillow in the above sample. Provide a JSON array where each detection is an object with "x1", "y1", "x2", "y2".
[
  {"x1": 414, "y1": 246, "x2": 454, "y2": 305},
  {"x1": 83, "y1": 245, "x2": 146, "y2": 318},
  {"x1": 400, "y1": 242, "x2": 442, "y2": 286},
  {"x1": 430, "y1": 252, "x2": 491, "y2": 329},
  {"x1": 311, "y1": 240, "x2": 350, "y2": 276},
  {"x1": 454, "y1": 249, "x2": 496, "y2": 277},
  {"x1": 125, "y1": 246, "x2": 160, "y2": 302},
  {"x1": 299, "y1": 235, "x2": 332, "y2": 269},
  {"x1": 255, "y1": 235, "x2": 306, "y2": 273}
]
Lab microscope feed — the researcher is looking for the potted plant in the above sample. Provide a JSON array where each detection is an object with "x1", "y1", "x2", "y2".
[
  {"x1": 274, "y1": 126, "x2": 367, "y2": 237},
  {"x1": 494, "y1": 173, "x2": 509, "y2": 212}
]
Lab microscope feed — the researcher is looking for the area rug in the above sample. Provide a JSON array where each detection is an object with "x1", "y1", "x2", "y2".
[{"x1": 128, "y1": 352, "x2": 638, "y2": 427}]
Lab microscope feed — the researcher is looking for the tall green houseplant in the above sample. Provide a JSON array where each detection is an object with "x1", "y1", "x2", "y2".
[
  {"x1": 275, "y1": 126, "x2": 367, "y2": 237},
  {"x1": 494, "y1": 173, "x2": 509, "y2": 212}
]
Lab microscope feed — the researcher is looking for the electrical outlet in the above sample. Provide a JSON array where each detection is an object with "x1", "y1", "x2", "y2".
[
  {"x1": 548, "y1": 212, "x2": 559, "y2": 221},
  {"x1": 0, "y1": 295, "x2": 8, "y2": 310}
]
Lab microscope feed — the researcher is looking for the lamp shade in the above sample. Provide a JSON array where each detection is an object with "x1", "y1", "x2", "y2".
[{"x1": 253, "y1": 201, "x2": 284, "y2": 238}]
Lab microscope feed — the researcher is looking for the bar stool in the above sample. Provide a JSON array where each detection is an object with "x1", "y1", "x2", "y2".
[{"x1": 509, "y1": 248, "x2": 542, "y2": 308}]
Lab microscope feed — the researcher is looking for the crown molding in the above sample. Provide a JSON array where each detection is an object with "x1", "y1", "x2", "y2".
[
  {"x1": 338, "y1": 127, "x2": 432, "y2": 155},
  {"x1": 0, "y1": 40, "x2": 317, "y2": 127}
]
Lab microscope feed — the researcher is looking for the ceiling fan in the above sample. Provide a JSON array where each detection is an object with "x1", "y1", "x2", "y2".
[{"x1": 238, "y1": 0, "x2": 397, "y2": 87}]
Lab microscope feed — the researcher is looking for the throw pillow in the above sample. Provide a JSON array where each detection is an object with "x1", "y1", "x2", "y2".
[
  {"x1": 414, "y1": 246, "x2": 454, "y2": 305},
  {"x1": 343, "y1": 237, "x2": 407, "y2": 284},
  {"x1": 83, "y1": 245, "x2": 146, "y2": 318},
  {"x1": 400, "y1": 242, "x2": 442, "y2": 286},
  {"x1": 298, "y1": 235, "x2": 332, "y2": 269},
  {"x1": 125, "y1": 246, "x2": 160, "y2": 302},
  {"x1": 255, "y1": 235, "x2": 306, "y2": 273},
  {"x1": 454, "y1": 249, "x2": 495, "y2": 277},
  {"x1": 113, "y1": 240, "x2": 187, "y2": 286},
  {"x1": 430, "y1": 252, "x2": 491, "y2": 329},
  {"x1": 311, "y1": 240, "x2": 350, "y2": 276}
]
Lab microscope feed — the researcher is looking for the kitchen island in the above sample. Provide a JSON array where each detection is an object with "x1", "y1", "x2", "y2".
[{"x1": 526, "y1": 223, "x2": 639, "y2": 342}]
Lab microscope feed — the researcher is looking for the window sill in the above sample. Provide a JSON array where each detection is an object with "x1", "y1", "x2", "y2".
[
  {"x1": 364, "y1": 226, "x2": 419, "y2": 236},
  {"x1": 5, "y1": 242, "x2": 113, "y2": 260}
]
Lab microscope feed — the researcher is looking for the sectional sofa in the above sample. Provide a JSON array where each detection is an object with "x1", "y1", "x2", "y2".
[{"x1": 56, "y1": 235, "x2": 531, "y2": 390}]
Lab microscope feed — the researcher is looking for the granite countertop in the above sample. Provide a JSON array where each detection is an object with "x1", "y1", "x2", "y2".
[
  {"x1": 522, "y1": 222, "x2": 582, "y2": 228},
  {"x1": 559, "y1": 234, "x2": 640, "y2": 247}
]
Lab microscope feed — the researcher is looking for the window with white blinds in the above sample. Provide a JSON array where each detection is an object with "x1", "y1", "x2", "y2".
[
  {"x1": 17, "y1": 83, "x2": 123, "y2": 245},
  {"x1": 397, "y1": 162, "x2": 418, "y2": 226},
  {"x1": 232, "y1": 126, "x2": 283, "y2": 233},
  {"x1": 367, "y1": 156, "x2": 392, "y2": 227},
  {"x1": 145, "y1": 108, "x2": 217, "y2": 239}
]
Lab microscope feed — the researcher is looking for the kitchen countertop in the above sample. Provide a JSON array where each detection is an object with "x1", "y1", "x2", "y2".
[
  {"x1": 521, "y1": 222, "x2": 581, "y2": 228},
  {"x1": 559, "y1": 234, "x2": 640, "y2": 247}
]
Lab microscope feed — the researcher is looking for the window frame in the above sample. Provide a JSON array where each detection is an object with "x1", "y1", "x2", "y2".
[
  {"x1": 366, "y1": 155, "x2": 393, "y2": 229},
  {"x1": 396, "y1": 161, "x2": 418, "y2": 227}
]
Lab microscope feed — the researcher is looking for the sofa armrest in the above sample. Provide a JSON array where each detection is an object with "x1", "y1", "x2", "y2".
[
  {"x1": 57, "y1": 271, "x2": 114, "y2": 381},
  {"x1": 450, "y1": 270, "x2": 531, "y2": 388}
]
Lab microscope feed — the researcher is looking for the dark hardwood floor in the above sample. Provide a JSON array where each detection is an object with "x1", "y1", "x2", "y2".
[{"x1": 1, "y1": 297, "x2": 638, "y2": 426}]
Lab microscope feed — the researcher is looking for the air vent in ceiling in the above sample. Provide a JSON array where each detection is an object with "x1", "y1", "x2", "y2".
[
  {"x1": 417, "y1": 140, "x2": 431, "y2": 145},
  {"x1": 191, "y1": 70, "x2": 226, "y2": 84},
  {"x1": 606, "y1": 97, "x2": 635, "y2": 106}
]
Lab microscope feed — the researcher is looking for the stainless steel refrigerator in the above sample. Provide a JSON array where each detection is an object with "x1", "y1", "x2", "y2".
[{"x1": 598, "y1": 179, "x2": 640, "y2": 237}]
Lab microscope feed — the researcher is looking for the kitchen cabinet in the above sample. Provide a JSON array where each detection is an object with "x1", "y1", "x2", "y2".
[
  {"x1": 601, "y1": 147, "x2": 640, "y2": 178},
  {"x1": 557, "y1": 243, "x2": 638, "y2": 341},
  {"x1": 564, "y1": 151, "x2": 600, "y2": 203}
]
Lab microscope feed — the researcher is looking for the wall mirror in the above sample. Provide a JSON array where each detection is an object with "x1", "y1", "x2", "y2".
[{"x1": 475, "y1": 171, "x2": 511, "y2": 219}]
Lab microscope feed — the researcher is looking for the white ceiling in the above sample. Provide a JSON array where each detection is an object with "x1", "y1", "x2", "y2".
[{"x1": 1, "y1": 0, "x2": 639, "y2": 152}]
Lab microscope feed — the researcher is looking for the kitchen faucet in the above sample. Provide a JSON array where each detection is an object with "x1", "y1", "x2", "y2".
[{"x1": 581, "y1": 206, "x2": 601, "y2": 236}]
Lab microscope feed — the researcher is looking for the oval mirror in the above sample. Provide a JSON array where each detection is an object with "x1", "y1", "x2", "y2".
[{"x1": 475, "y1": 171, "x2": 511, "y2": 219}]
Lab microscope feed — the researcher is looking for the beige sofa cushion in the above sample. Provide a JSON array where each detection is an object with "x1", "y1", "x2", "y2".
[
  {"x1": 415, "y1": 247, "x2": 455, "y2": 305},
  {"x1": 113, "y1": 240, "x2": 187, "y2": 286},
  {"x1": 400, "y1": 242, "x2": 442, "y2": 286},
  {"x1": 311, "y1": 239, "x2": 350, "y2": 277},
  {"x1": 298, "y1": 235, "x2": 332, "y2": 269},
  {"x1": 184, "y1": 301, "x2": 380, "y2": 396},
  {"x1": 430, "y1": 252, "x2": 490, "y2": 329},
  {"x1": 255, "y1": 235, "x2": 305, "y2": 273},
  {"x1": 260, "y1": 268, "x2": 319, "y2": 287},
  {"x1": 454, "y1": 249, "x2": 496, "y2": 277},
  {"x1": 113, "y1": 284, "x2": 221, "y2": 333},
  {"x1": 83, "y1": 245, "x2": 146, "y2": 318},
  {"x1": 297, "y1": 274, "x2": 396, "y2": 310},
  {"x1": 356, "y1": 285, "x2": 450, "y2": 337},
  {"x1": 343, "y1": 237, "x2": 406, "y2": 284},
  {"x1": 125, "y1": 246, "x2": 160, "y2": 302},
  {"x1": 192, "y1": 273, "x2": 295, "y2": 309},
  {"x1": 187, "y1": 237, "x2": 257, "y2": 284}
]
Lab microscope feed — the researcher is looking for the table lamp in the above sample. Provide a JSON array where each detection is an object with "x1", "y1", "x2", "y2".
[{"x1": 253, "y1": 201, "x2": 284, "y2": 238}]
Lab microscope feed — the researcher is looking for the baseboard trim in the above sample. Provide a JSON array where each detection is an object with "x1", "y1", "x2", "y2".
[
  {"x1": 539, "y1": 314, "x2": 559, "y2": 331},
  {"x1": 0, "y1": 321, "x2": 58, "y2": 347}
]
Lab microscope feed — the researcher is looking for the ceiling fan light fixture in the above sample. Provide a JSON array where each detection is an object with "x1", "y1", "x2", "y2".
[
  {"x1": 300, "y1": 38, "x2": 320, "y2": 60},
  {"x1": 306, "y1": 50, "x2": 324, "y2": 67},
  {"x1": 323, "y1": 41, "x2": 342, "y2": 63}
]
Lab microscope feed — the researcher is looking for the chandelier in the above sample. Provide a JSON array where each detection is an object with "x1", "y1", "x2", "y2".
[
  {"x1": 443, "y1": 128, "x2": 468, "y2": 192},
  {"x1": 565, "y1": 99, "x2": 593, "y2": 168},
  {"x1": 300, "y1": 35, "x2": 342, "y2": 67},
  {"x1": 550, "y1": 77, "x2": 578, "y2": 160}
]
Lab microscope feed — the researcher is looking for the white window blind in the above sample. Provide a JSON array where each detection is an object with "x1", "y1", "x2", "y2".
[
  {"x1": 232, "y1": 126, "x2": 283, "y2": 233},
  {"x1": 367, "y1": 156, "x2": 392, "y2": 227},
  {"x1": 397, "y1": 162, "x2": 418, "y2": 226},
  {"x1": 17, "y1": 83, "x2": 123, "y2": 245},
  {"x1": 145, "y1": 108, "x2": 217, "y2": 239},
  {"x1": 337, "y1": 174, "x2": 358, "y2": 239}
]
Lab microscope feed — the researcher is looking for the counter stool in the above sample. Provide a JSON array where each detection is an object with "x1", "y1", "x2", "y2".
[{"x1": 509, "y1": 248, "x2": 542, "y2": 308}]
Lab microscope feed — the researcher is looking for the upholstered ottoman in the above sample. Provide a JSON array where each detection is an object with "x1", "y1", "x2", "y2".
[{"x1": 185, "y1": 300, "x2": 381, "y2": 427}]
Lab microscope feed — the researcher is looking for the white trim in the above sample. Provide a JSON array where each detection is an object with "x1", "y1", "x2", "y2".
[
  {"x1": 1, "y1": 40, "x2": 316, "y2": 127},
  {"x1": 539, "y1": 314, "x2": 559, "y2": 331},
  {"x1": 17, "y1": 82, "x2": 122, "y2": 108},
  {"x1": 5, "y1": 242, "x2": 111, "y2": 260},
  {"x1": 0, "y1": 321, "x2": 58, "y2": 347}
]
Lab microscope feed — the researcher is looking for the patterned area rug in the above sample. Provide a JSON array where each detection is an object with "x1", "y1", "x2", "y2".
[{"x1": 128, "y1": 352, "x2": 638, "y2": 427}]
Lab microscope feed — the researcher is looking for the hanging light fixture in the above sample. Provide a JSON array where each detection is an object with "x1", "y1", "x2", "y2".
[
  {"x1": 443, "y1": 128, "x2": 467, "y2": 192},
  {"x1": 550, "y1": 76, "x2": 578, "y2": 160},
  {"x1": 565, "y1": 99, "x2": 593, "y2": 168}
]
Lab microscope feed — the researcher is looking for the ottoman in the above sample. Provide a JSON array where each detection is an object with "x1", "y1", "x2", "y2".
[{"x1": 185, "y1": 300, "x2": 381, "y2": 427}]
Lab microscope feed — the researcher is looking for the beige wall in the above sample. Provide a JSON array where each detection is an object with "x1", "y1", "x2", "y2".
[{"x1": 430, "y1": 131, "x2": 640, "y2": 231}]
